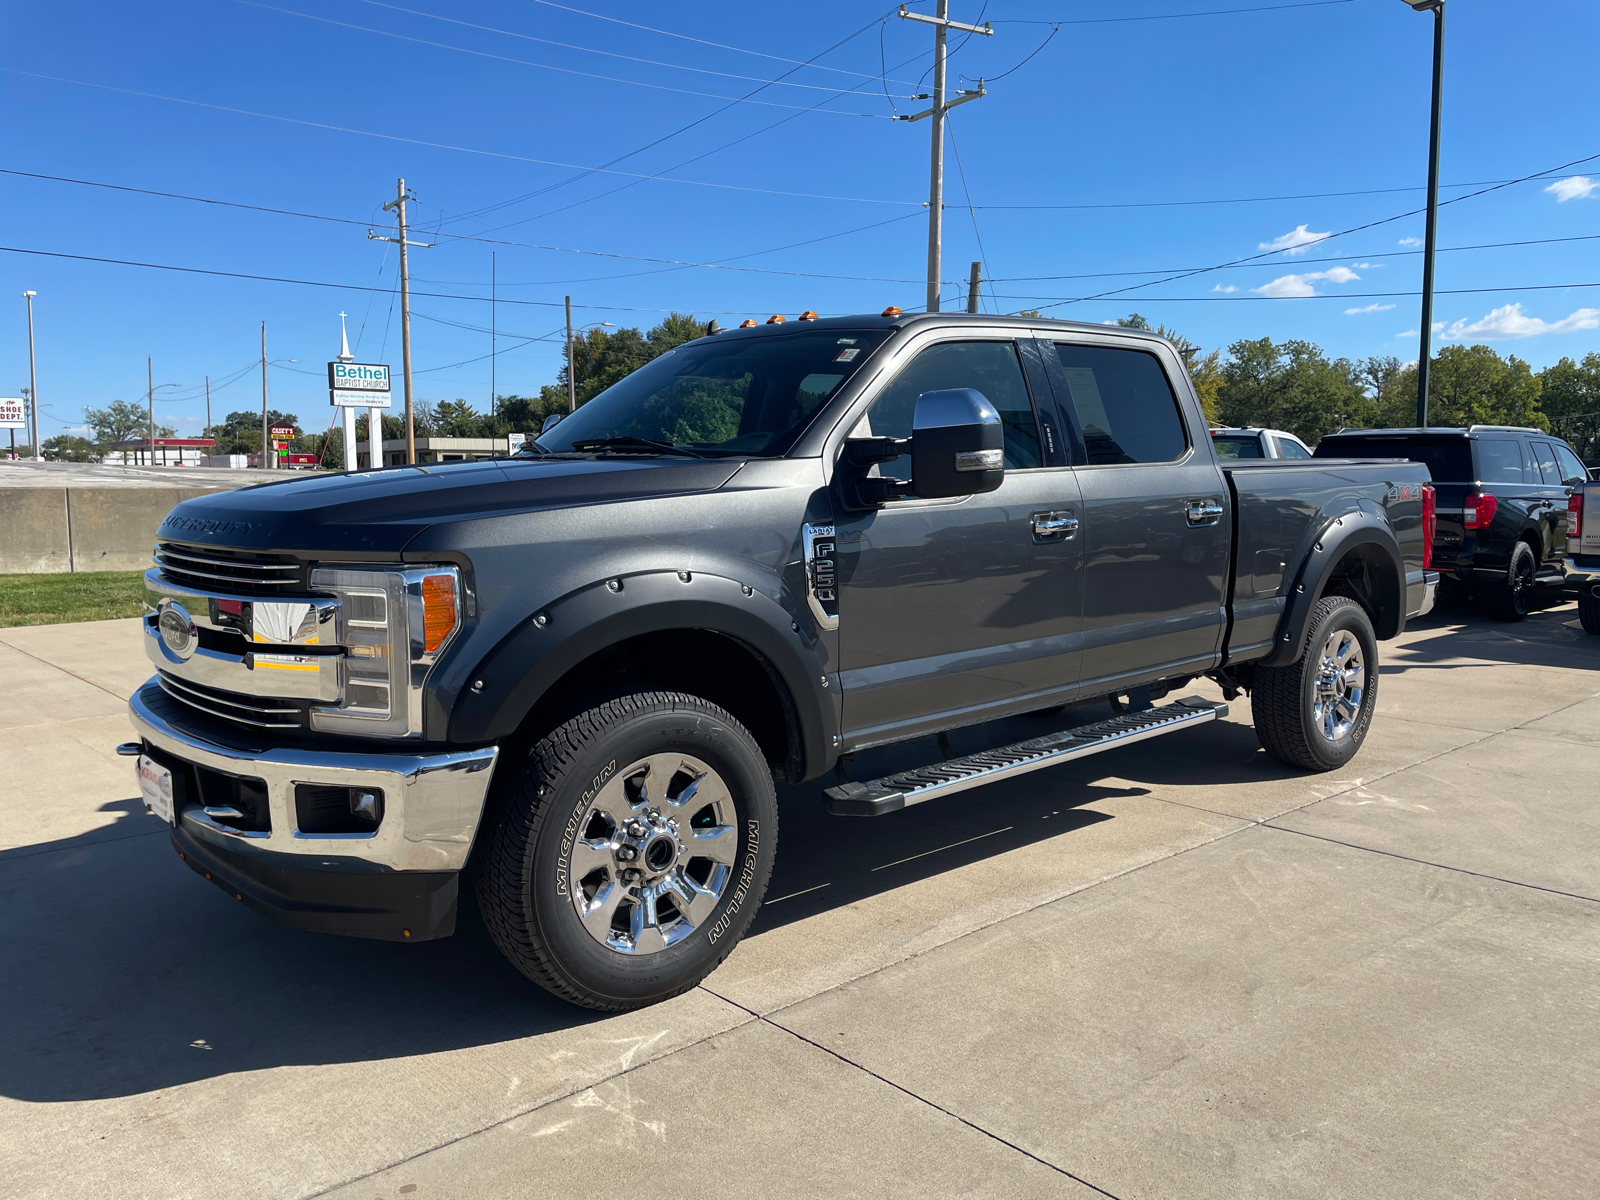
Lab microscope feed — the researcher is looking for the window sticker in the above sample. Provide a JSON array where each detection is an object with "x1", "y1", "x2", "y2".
[
  {"x1": 834, "y1": 348, "x2": 861, "y2": 362},
  {"x1": 836, "y1": 337, "x2": 858, "y2": 345}
]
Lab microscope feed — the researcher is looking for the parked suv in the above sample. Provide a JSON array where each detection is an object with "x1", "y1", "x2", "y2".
[
  {"x1": 1210, "y1": 427, "x2": 1313, "y2": 460},
  {"x1": 1315, "y1": 425, "x2": 1588, "y2": 619}
]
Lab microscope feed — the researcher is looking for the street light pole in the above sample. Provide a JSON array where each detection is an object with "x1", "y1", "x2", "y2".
[
  {"x1": 566, "y1": 295, "x2": 576, "y2": 413},
  {"x1": 1403, "y1": 0, "x2": 1445, "y2": 427},
  {"x1": 23, "y1": 291, "x2": 38, "y2": 460}
]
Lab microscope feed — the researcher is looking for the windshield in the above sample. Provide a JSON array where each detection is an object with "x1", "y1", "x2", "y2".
[
  {"x1": 1212, "y1": 434, "x2": 1264, "y2": 459},
  {"x1": 533, "y1": 329, "x2": 890, "y2": 457}
]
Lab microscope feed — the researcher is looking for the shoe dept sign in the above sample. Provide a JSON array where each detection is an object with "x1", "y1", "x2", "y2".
[{"x1": 327, "y1": 361, "x2": 393, "y2": 408}]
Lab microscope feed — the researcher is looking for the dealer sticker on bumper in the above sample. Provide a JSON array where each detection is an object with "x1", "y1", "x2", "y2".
[{"x1": 137, "y1": 755, "x2": 176, "y2": 825}]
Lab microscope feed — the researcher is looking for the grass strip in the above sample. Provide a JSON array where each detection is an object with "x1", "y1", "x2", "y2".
[{"x1": 0, "y1": 571, "x2": 147, "y2": 628}]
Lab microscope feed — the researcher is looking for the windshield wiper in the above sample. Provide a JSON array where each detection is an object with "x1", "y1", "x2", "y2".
[{"x1": 568, "y1": 436, "x2": 708, "y2": 459}]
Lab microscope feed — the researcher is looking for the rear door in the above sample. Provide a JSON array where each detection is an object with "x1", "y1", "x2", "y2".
[
  {"x1": 1528, "y1": 439, "x2": 1576, "y2": 566},
  {"x1": 1472, "y1": 437, "x2": 1540, "y2": 571},
  {"x1": 1039, "y1": 336, "x2": 1230, "y2": 693}
]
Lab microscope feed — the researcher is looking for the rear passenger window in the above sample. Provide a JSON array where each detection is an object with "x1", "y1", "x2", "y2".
[
  {"x1": 1475, "y1": 438, "x2": 1527, "y2": 484},
  {"x1": 1529, "y1": 441, "x2": 1560, "y2": 485},
  {"x1": 1276, "y1": 437, "x2": 1312, "y2": 459},
  {"x1": 1555, "y1": 443, "x2": 1590, "y2": 486},
  {"x1": 1052, "y1": 344, "x2": 1187, "y2": 464},
  {"x1": 1212, "y1": 435, "x2": 1263, "y2": 459}
]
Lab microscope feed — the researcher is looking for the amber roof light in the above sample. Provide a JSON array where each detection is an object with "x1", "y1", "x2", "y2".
[
  {"x1": 798, "y1": 310, "x2": 819, "y2": 321},
  {"x1": 739, "y1": 319, "x2": 758, "y2": 328},
  {"x1": 767, "y1": 314, "x2": 785, "y2": 324},
  {"x1": 881, "y1": 306, "x2": 903, "y2": 318}
]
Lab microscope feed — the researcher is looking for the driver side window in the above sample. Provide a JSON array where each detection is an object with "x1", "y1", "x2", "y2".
[{"x1": 854, "y1": 340, "x2": 1043, "y2": 470}]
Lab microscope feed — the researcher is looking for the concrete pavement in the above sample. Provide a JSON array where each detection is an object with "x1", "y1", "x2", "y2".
[{"x1": 2, "y1": 598, "x2": 1597, "y2": 1199}]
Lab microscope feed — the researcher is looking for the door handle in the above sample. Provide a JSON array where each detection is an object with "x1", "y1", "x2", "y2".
[
  {"x1": 1031, "y1": 510, "x2": 1079, "y2": 540},
  {"x1": 1186, "y1": 499, "x2": 1225, "y2": 526}
]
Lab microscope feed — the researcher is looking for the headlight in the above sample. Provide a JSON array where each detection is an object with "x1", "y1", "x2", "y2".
[{"x1": 309, "y1": 565, "x2": 461, "y2": 737}]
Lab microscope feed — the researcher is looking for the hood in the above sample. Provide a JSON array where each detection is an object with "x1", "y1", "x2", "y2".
[{"x1": 156, "y1": 456, "x2": 745, "y2": 556}]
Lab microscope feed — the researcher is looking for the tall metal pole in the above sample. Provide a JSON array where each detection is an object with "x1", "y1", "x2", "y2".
[
  {"x1": 204, "y1": 375, "x2": 211, "y2": 451},
  {"x1": 926, "y1": 0, "x2": 949, "y2": 313},
  {"x1": 147, "y1": 357, "x2": 155, "y2": 468},
  {"x1": 566, "y1": 295, "x2": 577, "y2": 413},
  {"x1": 24, "y1": 291, "x2": 39, "y2": 460},
  {"x1": 261, "y1": 321, "x2": 271, "y2": 469},
  {"x1": 967, "y1": 261, "x2": 982, "y2": 314},
  {"x1": 490, "y1": 251, "x2": 497, "y2": 435},
  {"x1": 1415, "y1": 1, "x2": 1445, "y2": 428}
]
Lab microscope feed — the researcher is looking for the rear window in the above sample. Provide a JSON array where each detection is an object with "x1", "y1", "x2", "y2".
[
  {"x1": 1314, "y1": 435, "x2": 1471, "y2": 483},
  {"x1": 1212, "y1": 435, "x2": 1264, "y2": 459}
]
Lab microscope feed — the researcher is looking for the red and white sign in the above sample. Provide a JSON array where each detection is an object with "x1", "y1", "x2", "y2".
[
  {"x1": 153, "y1": 438, "x2": 217, "y2": 448},
  {"x1": 0, "y1": 397, "x2": 25, "y2": 430},
  {"x1": 270, "y1": 425, "x2": 297, "y2": 438}
]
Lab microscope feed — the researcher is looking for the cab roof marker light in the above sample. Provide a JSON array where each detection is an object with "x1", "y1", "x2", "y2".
[
  {"x1": 739, "y1": 319, "x2": 758, "y2": 328},
  {"x1": 767, "y1": 314, "x2": 785, "y2": 324},
  {"x1": 799, "y1": 311, "x2": 819, "y2": 321},
  {"x1": 882, "y1": 306, "x2": 902, "y2": 318}
]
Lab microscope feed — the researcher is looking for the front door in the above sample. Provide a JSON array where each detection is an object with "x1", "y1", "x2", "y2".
[
  {"x1": 834, "y1": 335, "x2": 1085, "y2": 748},
  {"x1": 1039, "y1": 337, "x2": 1231, "y2": 693}
]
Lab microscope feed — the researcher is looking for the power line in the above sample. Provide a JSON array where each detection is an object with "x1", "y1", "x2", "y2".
[
  {"x1": 1027, "y1": 148, "x2": 1600, "y2": 313},
  {"x1": 0, "y1": 71, "x2": 911, "y2": 205},
  {"x1": 232, "y1": 0, "x2": 901, "y2": 112},
  {"x1": 987, "y1": 284, "x2": 1600, "y2": 302},
  {"x1": 993, "y1": 0, "x2": 1355, "y2": 26},
  {"x1": 974, "y1": 175, "x2": 1576, "y2": 211},
  {"x1": 347, "y1": 0, "x2": 923, "y2": 92}
]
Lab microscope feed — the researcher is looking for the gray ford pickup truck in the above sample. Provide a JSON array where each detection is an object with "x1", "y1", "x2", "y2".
[{"x1": 124, "y1": 311, "x2": 1438, "y2": 1010}]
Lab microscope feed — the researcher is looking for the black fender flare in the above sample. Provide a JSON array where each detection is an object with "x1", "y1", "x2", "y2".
[
  {"x1": 1262, "y1": 509, "x2": 1405, "y2": 667},
  {"x1": 445, "y1": 569, "x2": 836, "y2": 779}
]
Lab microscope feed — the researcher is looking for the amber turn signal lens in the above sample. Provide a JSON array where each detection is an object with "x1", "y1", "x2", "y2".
[
  {"x1": 798, "y1": 310, "x2": 818, "y2": 321},
  {"x1": 881, "y1": 305, "x2": 902, "y2": 318},
  {"x1": 422, "y1": 573, "x2": 458, "y2": 653},
  {"x1": 767, "y1": 314, "x2": 785, "y2": 324},
  {"x1": 739, "y1": 319, "x2": 758, "y2": 328}
]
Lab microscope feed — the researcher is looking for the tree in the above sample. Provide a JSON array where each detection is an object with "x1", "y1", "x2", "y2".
[
  {"x1": 42, "y1": 434, "x2": 94, "y2": 462},
  {"x1": 433, "y1": 398, "x2": 486, "y2": 437},
  {"x1": 1381, "y1": 345, "x2": 1547, "y2": 431},
  {"x1": 1538, "y1": 352, "x2": 1600, "y2": 459},
  {"x1": 86, "y1": 399, "x2": 170, "y2": 446},
  {"x1": 1216, "y1": 338, "x2": 1375, "y2": 443}
]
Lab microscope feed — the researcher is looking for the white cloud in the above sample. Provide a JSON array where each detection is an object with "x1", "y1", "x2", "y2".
[
  {"x1": 1211, "y1": 283, "x2": 1238, "y2": 294},
  {"x1": 1254, "y1": 267, "x2": 1361, "y2": 297},
  {"x1": 1545, "y1": 175, "x2": 1598, "y2": 203},
  {"x1": 1346, "y1": 303, "x2": 1396, "y2": 315},
  {"x1": 1397, "y1": 329, "x2": 1419, "y2": 338},
  {"x1": 1398, "y1": 237, "x2": 1422, "y2": 247},
  {"x1": 1442, "y1": 303, "x2": 1600, "y2": 341},
  {"x1": 1353, "y1": 262, "x2": 1383, "y2": 269},
  {"x1": 1260, "y1": 224, "x2": 1331, "y2": 256}
]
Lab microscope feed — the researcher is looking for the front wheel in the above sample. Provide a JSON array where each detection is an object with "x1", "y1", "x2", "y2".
[
  {"x1": 1252, "y1": 596, "x2": 1378, "y2": 772},
  {"x1": 477, "y1": 691, "x2": 777, "y2": 1011}
]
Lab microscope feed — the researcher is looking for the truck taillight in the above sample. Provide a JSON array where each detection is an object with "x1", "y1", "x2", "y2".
[
  {"x1": 1569, "y1": 491, "x2": 1584, "y2": 541},
  {"x1": 1463, "y1": 491, "x2": 1497, "y2": 531},
  {"x1": 1422, "y1": 483, "x2": 1436, "y2": 569}
]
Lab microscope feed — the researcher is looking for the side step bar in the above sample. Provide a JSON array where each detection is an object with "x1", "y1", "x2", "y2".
[{"x1": 824, "y1": 696, "x2": 1228, "y2": 817}]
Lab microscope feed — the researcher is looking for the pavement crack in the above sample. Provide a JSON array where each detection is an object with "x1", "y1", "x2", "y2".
[
  {"x1": 700, "y1": 985, "x2": 1126, "y2": 1199},
  {"x1": 0, "y1": 635, "x2": 131, "y2": 703}
]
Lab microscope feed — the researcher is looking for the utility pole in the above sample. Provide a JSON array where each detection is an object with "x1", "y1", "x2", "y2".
[
  {"x1": 204, "y1": 375, "x2": 211, "y2": 452},
  {"x1": 967, "y1": 262, "x2": 982, "y2": 314},
  {"x1": 147, "y1": 357, "x2": 155, "y2": 468},
  {"x1": 369, "y1": 179, "x2": 433, "y2": 465},
  {"x1": 897, "y1": 3, "x2": 990, "y2": 312},
  {"x1": 23, "y1": 291, "x2": 39, "y2": 459},
  {"x1": 490, "y1": 251, "x2": 497, "y2": 442},
  {"x1": 565, "y1": 295, "x2": 576, "y2": 413},
  {"x1": 1402, "y1": 0, "x2": 1447, "y2": 428},
  {"x1": 260, "y1": 322, "x2": 271, "y2": 469}
]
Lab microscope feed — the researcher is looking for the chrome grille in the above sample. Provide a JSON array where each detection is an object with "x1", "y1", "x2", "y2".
[
  {"x1": 153, "y1": 542, "x2": 303, "y2": 593},
  {"x1": 158, "y1": 672, "x2": 305, "y2": 730}
]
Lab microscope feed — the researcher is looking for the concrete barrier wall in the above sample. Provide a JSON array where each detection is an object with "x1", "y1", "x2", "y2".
[{"x1": 0, "y1": 487, "x2": 225, "y2": 574}]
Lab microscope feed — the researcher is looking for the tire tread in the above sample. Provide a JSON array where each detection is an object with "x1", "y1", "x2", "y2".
[{"x1": 1252, "y1": 595, "x2": 1374, "y2": 772}]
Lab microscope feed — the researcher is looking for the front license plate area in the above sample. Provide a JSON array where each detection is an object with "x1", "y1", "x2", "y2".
[{"x1": 138, "y1": 755, "x2": 176, "y2": 825}]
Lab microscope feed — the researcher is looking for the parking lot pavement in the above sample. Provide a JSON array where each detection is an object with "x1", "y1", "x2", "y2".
[{"x1": 2, "y1": 599, "x2": 1597, "y2": 1199}]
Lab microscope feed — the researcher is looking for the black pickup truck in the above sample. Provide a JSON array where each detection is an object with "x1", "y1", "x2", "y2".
[{"x1": 124, "y1": 312, "x2": 1437, "y2": 1010}]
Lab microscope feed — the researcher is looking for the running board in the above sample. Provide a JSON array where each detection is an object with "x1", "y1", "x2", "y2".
[{"x1": 824, "y1": 696, "x2": 1228, "y2": 817}]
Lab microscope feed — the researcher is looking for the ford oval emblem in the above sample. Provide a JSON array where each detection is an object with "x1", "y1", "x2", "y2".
[{"x1": 157, "y1": 598, "x2": 199, "y2": 661}]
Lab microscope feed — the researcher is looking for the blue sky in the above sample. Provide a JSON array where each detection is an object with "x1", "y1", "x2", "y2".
[{"x1": 3, "y1": 0, "x2": 1597, "y2": 442}]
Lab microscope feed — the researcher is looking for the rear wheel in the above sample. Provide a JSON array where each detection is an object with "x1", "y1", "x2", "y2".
[
  {"x1": 1579, "y1": 587, "x2": 1600, "y2": 635},
  {"x1": 477, "y1": 690, "x2": 777, "y2": 1011},
  {"x1": 1487, "y1": 541, "x2": 1536, "y2": 621},
  {"x1": 1251, "y1": 596, "x2": 1378, "y2": 772}
]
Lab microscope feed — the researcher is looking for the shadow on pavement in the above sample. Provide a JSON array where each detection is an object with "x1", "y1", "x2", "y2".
[{"x1": 1388, "y1": 591, "x2": 1600, "y2": 674}]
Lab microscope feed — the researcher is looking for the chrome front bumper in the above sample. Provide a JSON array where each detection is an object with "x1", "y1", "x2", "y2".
[{"x1": 128, "y1": 679, "x2": 498, "y2": 872}]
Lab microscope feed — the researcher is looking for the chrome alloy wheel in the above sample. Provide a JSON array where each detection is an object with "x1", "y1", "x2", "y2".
[
  {"x1": 566, "y1": 753, "x2": 739, "y2": 955},
  {"x1": 1312, "y1": 628, "x2": 1365, "y2": 743}
]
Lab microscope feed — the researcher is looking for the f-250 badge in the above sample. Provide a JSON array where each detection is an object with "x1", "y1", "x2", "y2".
[{"x1": 802, "y1": 522, "x2": 839, "y2": 631}]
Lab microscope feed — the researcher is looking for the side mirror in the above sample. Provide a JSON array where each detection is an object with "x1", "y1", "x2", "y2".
[
  {"x1": 540, "y1": 413, "x2": 563, "y2": 435},
  {"x1": 910, "y1": 388, "x2": 1004, "y2": 499}
]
